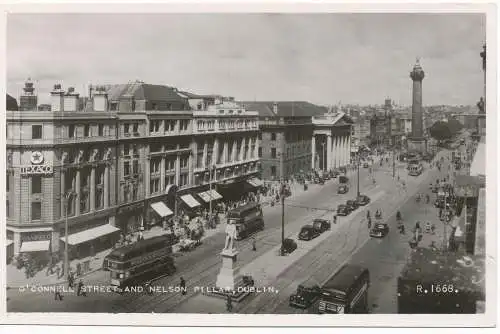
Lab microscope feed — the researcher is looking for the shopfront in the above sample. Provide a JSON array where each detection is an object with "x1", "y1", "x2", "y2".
[
  {"x1": 117, "y1": 202, "x2": 144, "y2": 234},
  {"x1": 60, "y1": 217, "x2": 120, "y2": 260}
]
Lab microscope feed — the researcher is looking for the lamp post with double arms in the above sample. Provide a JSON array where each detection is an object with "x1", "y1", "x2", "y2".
[
  {"x1": 208, "y1": 165, "x2": 216, "y2": 217},
  {"x1": 64, "y1": 191, "x2": 74, "y2": 282}
]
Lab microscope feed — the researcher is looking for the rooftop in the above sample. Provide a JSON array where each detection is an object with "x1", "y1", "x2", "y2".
[
  {"x1": 239, "y1": 101, "x2": 328, "y2": 118},
  {"x1": 106, "y1": 82, "x2": 187, "y2": 103}
]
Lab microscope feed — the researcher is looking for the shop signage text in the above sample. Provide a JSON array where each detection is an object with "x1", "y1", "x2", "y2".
[
  {"x1": 21, "y1": 232, "x2": 51, "y2": 242},
  {"x1": 20, "y1": 165, "x2": 53, "y2": 175}
]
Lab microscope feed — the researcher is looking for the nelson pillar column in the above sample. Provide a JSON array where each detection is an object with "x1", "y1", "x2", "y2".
[{"x1": 407, "y1": 58, "x2": 427, "y2": 154}]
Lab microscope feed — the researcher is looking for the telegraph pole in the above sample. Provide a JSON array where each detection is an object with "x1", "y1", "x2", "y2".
[
  {"x1": 357, "y1": 152, "x2": 361, "y2": 197},
  {"x1": 280, "y1": 134, "x2": 285, "y2": 255}
]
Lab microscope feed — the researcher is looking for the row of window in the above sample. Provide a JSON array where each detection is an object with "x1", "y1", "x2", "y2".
[
  {"x1": 148, "y1": 120, "x2": 189, "y2": 134},
  {"x1": 197, "y1": 119, "x2": 258, "y2": 131}
]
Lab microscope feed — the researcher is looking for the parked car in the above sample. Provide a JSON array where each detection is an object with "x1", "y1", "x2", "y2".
[
  {"x1": 346, "y1": 200, "x2": 359, "y2": 211},
  {"x1": 339, "y1": 176, "x2": 349, "y2": 184},
  {"x1": 298, "y1": 225, "x2": 321, "y2": 241},
  {"x1": 337, "y1": 184, "x2": 349, "y2": 194},
  {"x1": 337, "y1": 204, "x2": 351, "y2": 216},
  {"x1": 363, "y1": 162, "x2": 370, "y2": 168},
  {"x1": 332, "y1": 170, "x2": 340, "y2": 178},
  {"x1": 356, "y1": 194, "x2": 370, "y2": 206},
  {"x1": 314, "y1": 177, "x2": 325, "y2": 185},
  {"x1": 370, "y1": 223, "x2": 390, "y2": 238},
  {"x1": 280, "y1": 238, "x2": 298, "y2": 255},
  {"x1": 289, "y1": 284, "x2": 321, "y2": 309},
  {"x1": 313, "y1": 219, "x2": 331, "y2": 233}
]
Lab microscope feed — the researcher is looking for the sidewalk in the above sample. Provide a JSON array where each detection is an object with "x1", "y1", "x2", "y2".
[{"x1": 7, "y1": 217, "x2": 229, "y2": 289}]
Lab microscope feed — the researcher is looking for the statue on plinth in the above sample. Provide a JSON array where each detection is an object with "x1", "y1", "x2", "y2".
[{"x1": 224, "y1": 222, "x2": 237, "y2": 250}]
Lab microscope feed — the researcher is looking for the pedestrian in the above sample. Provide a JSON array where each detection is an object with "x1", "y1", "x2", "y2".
[
  {"x1": 68, "y1": 272, "x2": 74, "y2": 289},
  {"x1": 252, "y1": 238, "x2": 257, "y2": 251},
  {"x1": 180, "y1": 277, "x2": 186, "y2": 295},
  {"x1": 77, "y1": 279, "x2": 87, "y2": 297},
  {"x1": 55, "y1": 265, "x2": 61, "y2": 279},
  {"x1": 76, "y1": 262, "x2": 82, "y2": 277},
  {"x1": 54, "y1": 287, "x2": 63, "y2": 301},
  {"x1": 226, "y1": 295, "x2": 233, "y2": 312}
]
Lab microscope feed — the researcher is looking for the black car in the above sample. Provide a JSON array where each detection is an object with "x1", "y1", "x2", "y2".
[
  {"x1": 346, "y1": 200, "x2": 359, "y2": 211},
  {"x1": 298, "y1": 225, "x2": 321, "y2": 241},
  {"x1": 370, "y1": 223, "x2": 389, "y2": 238},
  {"x1": 363, "y1": 162, "x2": 370, "y2": 168},
  {"x1": 337, "y1": 184, "x2": 348, "y2": 194},
  {"x1": 356, "y1": 194, "x2": 370, "y2": 206},
  {"x1": 289, "y1": 284, "x2": 321, "y2": 309},
  {"x1": 280, "y1": 238, "x2": 297, "y2": 255},
  {"x1": 337, "y1": 204, "x2": 351, "y2": 216},
  {"x1": 313, "y1": 219, "x2": 331, "y2": 233}
]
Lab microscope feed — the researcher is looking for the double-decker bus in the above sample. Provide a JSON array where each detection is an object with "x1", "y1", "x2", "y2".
[
  {"x1": 318, "y1": 264, "x2": 370, "y2": 314},
  {"x1": 227, "y1": 202, "x2": 264, "y2": 240},
  {"x1": 408, "y1": 163, "x2": 423, "y2": 176},
  {"x1": 103, "y1": 234, "x2": 177, "y2": 289}
]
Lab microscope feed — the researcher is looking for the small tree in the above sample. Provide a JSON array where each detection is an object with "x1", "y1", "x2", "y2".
[{"x1": 429, "y1": 121, "x2": 453, "y2": 142}]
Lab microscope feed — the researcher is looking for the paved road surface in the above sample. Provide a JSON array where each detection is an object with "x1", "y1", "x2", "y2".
[{"x1": 7, "y1": 154, "x2": 436, "y2": 313}]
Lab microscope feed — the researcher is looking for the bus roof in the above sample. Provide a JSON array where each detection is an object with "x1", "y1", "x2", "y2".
[
  {"x1": 106, "y1": 235, "x2": 176, "y2": 262},
  {"x1": 322, "y1": 265, "x2": 368, "y2": 292},
  {"x1": 228, "y1": 202, "x2": 260, "y2": 215}
]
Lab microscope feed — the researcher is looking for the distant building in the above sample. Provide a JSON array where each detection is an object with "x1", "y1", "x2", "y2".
[
  {"x1": 37, "y1": 104, "x2": 51, "y2": 111},
  {"x1": 19, "y1": 78, "x2": 37, "y2": 111},
  {"x1": 6, "y1": 94, "x2": 18, "y2": 111}
]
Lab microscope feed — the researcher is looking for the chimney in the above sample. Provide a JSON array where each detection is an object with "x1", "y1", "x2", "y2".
[
  {"x1": 273, "y1": 102, "x2": 278, "y2": 114},
  {"x1": 93, "y1": 86, "x2": 109, "y2": 112},
  {"x1": 63, "y1": 87, "x2": 79, "y2": 112},
  {"x1": 119, "y1": 94, "x2": 134, "y2": 112},
  {"x1": 50, "y1": 84, "x2": 65, "y2": 112}
]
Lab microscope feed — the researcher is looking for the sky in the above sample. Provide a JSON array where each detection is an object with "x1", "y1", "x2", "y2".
[{"x1": 7, "y1": 13, "x2": 485, "y2": 106}]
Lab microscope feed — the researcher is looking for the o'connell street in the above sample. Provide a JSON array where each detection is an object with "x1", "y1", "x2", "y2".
[{"x1": 5, "y1": 12, "x2": 487, "y2": 315}]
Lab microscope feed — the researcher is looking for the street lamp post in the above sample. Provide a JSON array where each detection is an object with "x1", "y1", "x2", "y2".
[
  {"x1": 322, "y1": 142, "x2": 326, "y2": 172},
  {"x1": 357, "y1": 152, "x2": 361, "y2": 197},
  {"x1": 64, "y1": 192, "x2": 73, "y2": 283},
  {"x1": 208, "y1": 165, "x2": 216, "y2": 217}
]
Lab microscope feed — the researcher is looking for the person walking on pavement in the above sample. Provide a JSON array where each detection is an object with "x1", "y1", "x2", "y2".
[
  {"x1": 226, "y1": 295, "x2": 233, "y2": 312},
  {"x1": 180, "y1": 277, "x2": 187, "y2": 295},
  {"x1": 68, "y1": 271, "x2": 74, "y2": 289},
  {"x1": 252, "y1": 238, "x2": 257, "y2": 251},
  {"x1": 77, "y1": 279, "x2": 87, "y2": 297},
  {"x1": 54, "y1": 287, "x2": 63, "y2": 301}
]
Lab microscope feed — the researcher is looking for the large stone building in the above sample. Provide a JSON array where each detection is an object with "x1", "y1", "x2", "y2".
[{"x1": 6, "y1": 81, "x2": 259, "y2": 258}]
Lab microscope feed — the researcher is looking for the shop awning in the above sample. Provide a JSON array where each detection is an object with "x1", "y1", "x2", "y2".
[
  {"x1": 60, "y1": 224, "x2": 120, "y2": 246},
  {"x1": 246, "y1": 177, "x2": 263, "y2": 188},
  {"x1": 6, "y1": 240, "x2": 13, "y2": 247},
  {"x1": 20, "y1": 240, "x2": 50, "y2": 252},
  {"x1": 151, "y1": 201, "x2": 173, "y2": 218},
  {"x1": 198, "y1": 189, "x2": 223, "y2": 203},
  {"x1": 180, "y1": 194, "x2": 201, "y2": 208}
]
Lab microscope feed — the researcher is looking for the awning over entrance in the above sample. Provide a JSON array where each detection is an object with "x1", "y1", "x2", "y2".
[
  {"x1": 6, "y1": 240, "x2": 13, "y2": 247},
  {"x1": 150, "y1": 201, "x2": 173, "y2": 218},
  {"x1": 198, "y1": 189, "x2": 223, "y2": 202},
  {"x1": 246, "y1": 177, "x2": 263, "y2": 188},
  {"x1": 60, "y1": 224, "x2": 120, "y2": 246},
  {"x1": 180, "y1": 194, "x2": 201, "y2": 208},
  {"x1": 20, "y1": 240, "x2": 50, "y2": 253}
]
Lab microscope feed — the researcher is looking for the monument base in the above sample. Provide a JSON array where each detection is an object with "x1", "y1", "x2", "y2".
[
  {"x1": 205, "y1": 248, "x2": 252, "y2": 302},
  {"x1": 407, "y1": 137, "x2": 427, "y2": 154}
]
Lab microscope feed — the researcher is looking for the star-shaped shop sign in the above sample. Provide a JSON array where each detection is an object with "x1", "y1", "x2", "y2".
[{"x1": 31, "y1": 151, "x2": 43, "y2": 164}]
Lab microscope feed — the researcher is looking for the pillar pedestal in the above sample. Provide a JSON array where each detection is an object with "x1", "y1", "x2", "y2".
[
  {"x1": 407, "y1": 137, "x2": 427, "y2": 154},
  {"x1": 205, "y1": 248, "x2": 252, "y2": 302}
]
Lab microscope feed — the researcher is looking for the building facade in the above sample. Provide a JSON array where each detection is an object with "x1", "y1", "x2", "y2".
[{"x1": 6, "y1": 81, "x2": 260, "y2": 258}]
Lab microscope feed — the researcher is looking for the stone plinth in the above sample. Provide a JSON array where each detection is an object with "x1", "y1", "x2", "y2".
[
  {"x1": 204, "y1": 248, "x2": 252, "y2": 302},
  {"x1": 407, "y1": 137, "x2": 427, "y2": 154},
  {"x1": 215, "y1": 249, "x2": 243, "y2": 291}
]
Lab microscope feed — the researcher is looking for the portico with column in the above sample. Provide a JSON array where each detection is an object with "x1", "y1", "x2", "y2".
[{"x1": 311, "y1": 111, "x2": 354, "y2": 172}]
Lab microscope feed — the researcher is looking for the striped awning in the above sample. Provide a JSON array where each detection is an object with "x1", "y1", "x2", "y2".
[
  {"x1": 198, "y1": 189, "x2": 223, "y2": 202},
  {"x1": 151, "y1": 201, "x2": 173, "y2": 218},
  {"x1": 180, "y1": 194, "x2": 201, "y2": 208},
  {"x1": 60, "y1": 224, "x2": 120, "y2": 246},
  {"x1": 246, "y1": 177, "x2": 263, "y2": 188},
  {"x1": 20, "y1": 240, "x2": 50, "y2": 252}
]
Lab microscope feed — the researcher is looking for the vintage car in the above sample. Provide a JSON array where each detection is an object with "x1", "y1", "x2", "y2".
[
  {"x1": 337, "y1": 184, "x2": 349, "y2": 194},
  {"x1": 289, "y1": 284, "x2": 321, "y2": 309},
  {"x1": 337, "y1": 204, "x2": 351, "y2": 216},
  {"x1": 346, "y1": 200, "x2": 359, "y2": 211},
  {"x1": 363, "y1": 162, "x2": 370, "y2": 168},
  {"x1": 281, "y1": 238, "x2": 298, "y2": 255},
  {"x1": 356, "y1": 194, "x2": 370, "y2": 206},
  {"x1": 370, "y1": 223, "x2": 390, "y2": 238},
  {"x1": 298, "y1": 225, "x2": 321, "y2": 241},
  {"x1": 312, "y1": 219, "x2": 331, "y2": 233}
]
